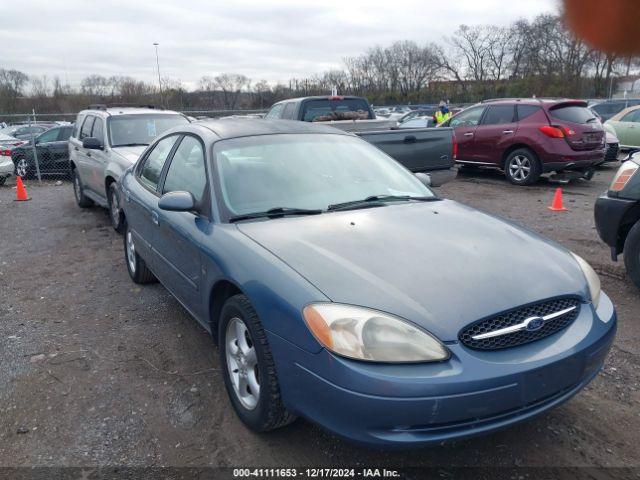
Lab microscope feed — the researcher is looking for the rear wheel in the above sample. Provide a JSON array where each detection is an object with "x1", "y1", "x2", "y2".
[
  {"x1": 72, "y1": 169, "x2": 93, "y2": 208},
  {"x1": 108, "y1": 183, "x2": 125, "y2": 233},
  {"x1": 124, "y1": 224, "x2": 156, "y2": 284},
  {"x1": 623, "y1": 221, "x2": 640, "y2": 289},
  {"x1": 219, "y1": 294, "x2": 296, "y2": 432},
  {"x1": 505, "y1": 148, "x2": 541, "y2": 185},
  {"x1": 0, "y1": 176, "x2": 6, "y2": 186}
]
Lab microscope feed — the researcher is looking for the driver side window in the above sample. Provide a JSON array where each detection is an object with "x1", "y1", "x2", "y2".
[{"x1": 450, "y1": 107, "x2": 485, "y2": 127}]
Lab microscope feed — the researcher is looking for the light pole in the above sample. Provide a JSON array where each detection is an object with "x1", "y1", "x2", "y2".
[{"x1": 153, "y1": 42, "x2": 163, "y2": 107}]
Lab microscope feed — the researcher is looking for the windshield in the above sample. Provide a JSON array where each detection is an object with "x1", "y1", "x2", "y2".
[
  {"x1": 108, "y1": 114, "x2": 188, "y2": 147},
  {"x1": 302, "y1": 99, "x2": 371, "y2": 122},
  {"x1": 213, "y1": 134, "x2": 433, "y2": 218}
]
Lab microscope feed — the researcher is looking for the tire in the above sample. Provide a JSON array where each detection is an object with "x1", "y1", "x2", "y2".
[
  {"x1": 124, "y1": 223, "x2": 156, "y2": 284},
  {"x1": 504, "y1": 148, "x2": 541, "y2": 185},
  {"x1": 0, "y1": 176, "x2": 6, "y2": 186},
  {"x1": 623, "y1": 221, "x2": 640, "y2": 290},
  {"x1": 108, "y1": 183, "x2": 125, "y2": 234},
  {"x1": 14, "y1": 157, "x2": 32, "y2": 179},
  {"x1": 72, "y1": 169, "x2": 94, "y2": 208},
  {"x1": 219, "y1": 294, "x2": 296, "y2": 432}
]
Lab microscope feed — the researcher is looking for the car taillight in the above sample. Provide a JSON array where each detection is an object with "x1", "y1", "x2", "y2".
[
  {"x1": 0, "y1": 149, "x2": 11, "y2": 156},
  {"x1": 539, "y1": 125, "x2": 565, "y2": 138},
  {"x1": 610, "y1": 162, "x2": 639, "y2": 192},
  {"x1": 452, "y1": 135, "x2": 458, "y2": 159}
]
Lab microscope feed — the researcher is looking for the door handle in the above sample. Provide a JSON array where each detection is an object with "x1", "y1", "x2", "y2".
[
  {"x1": 151, "y1": 211, "x2": 159, "y2": 226},
  {"x1": 463, "y1": 132, "x2": 474, "y2": 137},
  {"x1": 502, "y1": 130, "x2": 514, "y2": 134},
  {"x1": 87, "y1": 152, "x2": 91, "y2": 157},
  {"x1": 403, "y1": 135, "x2": 417, "y2": 143},
  {"x1": 74, "y1": 146, "x2": 79, "y2": 151}
]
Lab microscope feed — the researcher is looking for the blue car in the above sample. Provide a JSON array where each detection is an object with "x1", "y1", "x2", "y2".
[{"x1": 120, "y1": 119, "x2": 616, "y2": 448}]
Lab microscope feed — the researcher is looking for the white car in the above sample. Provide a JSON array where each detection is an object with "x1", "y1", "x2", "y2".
[
  {"x1": 69, "y1": 105, "x2": 190, "y2": 232},
  {"x1": 0, "y1": 156, "x2": 13, "y2": 185}
]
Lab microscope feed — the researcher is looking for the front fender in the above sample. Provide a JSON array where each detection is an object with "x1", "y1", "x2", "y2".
[{"x1": 200, "y1": 224, "x2": 328, "y2": 354}]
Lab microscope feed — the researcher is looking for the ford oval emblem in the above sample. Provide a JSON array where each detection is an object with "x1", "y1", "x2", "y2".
[{"x1": 525, "y1": 317, "x2": 545, "y2": 331}]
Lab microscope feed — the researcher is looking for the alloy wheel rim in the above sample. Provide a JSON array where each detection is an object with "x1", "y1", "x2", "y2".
[
  {"x1": 509, "y1": 155, "x2": 531, "y2": 181},
  {"x1": 126, "y1": 230, "x2": 136, "y2": 273},
  {"x1": 16, "y1": 159, "x2": 27, "y2": 177},
  {"x1": 226, "y1": 317, "x2": 260, "y2": 410},
  {"x1": 110, "y1": 191, "x2": 120, "y2": 226}
]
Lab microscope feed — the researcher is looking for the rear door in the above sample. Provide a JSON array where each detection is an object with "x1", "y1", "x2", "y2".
[
  {"x1": 447, "y1": 106, "x2": 485, "y2": 162},
  {"x1": 473, "y1": 104, "x2": 517, "y2": 165},
  {"x1": 75, "y1": 115, "x2": 96, "y2": 188},
  {"x1": 155, "y1": 135, "x2": 209, "y2": 317},
  {"x1": 86, "y1": 116, "x2": 108, "y2": 198}
]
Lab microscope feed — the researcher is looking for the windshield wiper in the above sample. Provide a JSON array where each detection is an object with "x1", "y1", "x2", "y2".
[
  {"x1": 586, "y1": 117, "x2": 599, "y2": 123},
  {"x1": 327, "y1": 195, "x2": 439, "y2": 211},
  {"x1": 229, "y1": 207, "x2": 323, "y2": 223},
  {"x1": 113, "y1": 143, "x2": 149, "y2": 147}
]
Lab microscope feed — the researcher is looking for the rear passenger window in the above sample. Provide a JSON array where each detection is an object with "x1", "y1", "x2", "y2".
[
  {"x1": 92, "y1": 118, "x2": 105, "y2": 141},
  {"x1": 282, "y1": 103, "x2": 296, "y2": 120},
  {"x1": 80, "y1": 116, "x2": 95, "y2": 140},
  {"x1": 138, "y1": 135, "x2": 179, "y2": 191},
  {"x1": 162, "y1": 136, "x2": 207, "y2": 204},
  {"x1": 265, "y1": 104, "x2": 284, "y2": 119},
  {"x1": 517, "y1": 105, "x2": 540, "y2": 121},
  {"x1": 482, "y1": 105, "x2": 515, "y2": 125}
]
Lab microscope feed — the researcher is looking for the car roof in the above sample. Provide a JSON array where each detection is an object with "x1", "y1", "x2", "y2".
[
  {"x1": 192, "y1": 118, "x2": 353, "y2": 140},
  {"x1": 611, "y1": 104, "x2": 640, "y2": 119},
  {"x1": 480, "y1": 98, "x2": 587, "y2": 107},
  {"x1": 78, "y1": 107, "x2": 183, "y2": 117}
]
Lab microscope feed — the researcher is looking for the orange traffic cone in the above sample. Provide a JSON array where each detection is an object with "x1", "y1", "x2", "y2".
[
  {"x1": 548, "y1": 187, "x2": 567, "y2": 212},
  {"x1": 14, "y1": 176, "x2": 31, "y2": 202}
]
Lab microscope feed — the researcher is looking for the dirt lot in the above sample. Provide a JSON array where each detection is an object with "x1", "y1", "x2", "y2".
[{"x1": 0, "y1": 165, "x2": 639, "y2": 474}]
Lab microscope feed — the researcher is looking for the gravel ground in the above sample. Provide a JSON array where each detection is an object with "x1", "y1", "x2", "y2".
[{"x1": 0, "y1": 166, "x2": 638, "y2": 474}]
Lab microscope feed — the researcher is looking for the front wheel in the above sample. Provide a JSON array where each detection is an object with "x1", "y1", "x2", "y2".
[
  {"x1": 72, "y1": 169, "x2": 94, "y2": 208},
  {"x1": 108, "y1": 183, "x2": 125, "y2": 233},
  {"x1": 219, "y1": 294, "x2": 296, "y2": 432},
  {"x1": 624, "y1": 221, "x2": 640, "y2": 289},
  {"x1": 505, "y1": 148, "x2": 541, "y2": 185}
]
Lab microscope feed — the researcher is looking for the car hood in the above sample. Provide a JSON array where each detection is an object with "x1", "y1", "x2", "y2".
[
  {"x1": 111, "y1": 146, "x2": 147, "y2": 165},
  {"x1": 237, "y1": 200, "x2": 588, "y2": 341}
]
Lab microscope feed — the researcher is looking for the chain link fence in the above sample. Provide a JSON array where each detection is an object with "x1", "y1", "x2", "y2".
[{"x1": 0, "y1": 108, "x2": 269, "y2": 189}]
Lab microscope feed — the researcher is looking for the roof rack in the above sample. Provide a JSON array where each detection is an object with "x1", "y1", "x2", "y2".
[{"x1": 87, "y1": 103, "x2": 163, "y2": 110}]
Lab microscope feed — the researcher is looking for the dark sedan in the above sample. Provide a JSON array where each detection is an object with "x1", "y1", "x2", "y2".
[
  {"x1": 119, "y1": 119, "x2": 615, "y2": 448},
  {"x1": 11, "y1": 125, "x2": 73, "y2": 178}
]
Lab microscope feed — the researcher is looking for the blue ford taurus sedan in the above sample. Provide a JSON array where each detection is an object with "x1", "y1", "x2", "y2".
[{"x1": 119, "y1": 119, "x2": 616, "y2": 447}]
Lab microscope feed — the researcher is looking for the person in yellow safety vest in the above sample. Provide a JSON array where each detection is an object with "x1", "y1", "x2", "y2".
[{"x1": 433, "y1": 101, "x2": 452, "y2": 125}]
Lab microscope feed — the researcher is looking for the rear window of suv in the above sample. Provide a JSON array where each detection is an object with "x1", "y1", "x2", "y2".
[{"x1": 549, "y1": 105, "x2": 597, "y2": 124}]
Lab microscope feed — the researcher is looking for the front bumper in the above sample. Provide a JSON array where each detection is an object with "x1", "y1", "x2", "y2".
[
  {"x1": 0, "y1": 157, "x2": 14, "y2": 177},
  {"x1": 269, "y1": 294, "x2": 616, "y2": 448},
  {"x1": 594, "y1": 193, "x2": 638, "y2": 258}
]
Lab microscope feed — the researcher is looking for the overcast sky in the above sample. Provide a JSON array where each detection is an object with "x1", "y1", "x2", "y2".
[{"x1": 3, "y1": 0, "x2": 557, "y2": 90}]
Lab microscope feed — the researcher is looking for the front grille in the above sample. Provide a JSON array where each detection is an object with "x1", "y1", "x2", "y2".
[
  {"x1": 605, "y1": 143, "x2": 619, "y2": 162},
  {"x1": 459, "y1": 297, "x2": 581, "y2": 350}
]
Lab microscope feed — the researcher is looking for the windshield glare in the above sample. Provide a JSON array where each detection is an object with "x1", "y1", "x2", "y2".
[
  {"x1": 108, "y1": 114, "x2": 188, "y2": 147},
  {"x1": 213, "y1": 134, "x2": 433, "y2": 217}
]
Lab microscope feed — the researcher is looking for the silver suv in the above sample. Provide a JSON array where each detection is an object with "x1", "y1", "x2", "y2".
[{"x1": 69, "y1": 105, "x2": 189, "y2": 232}]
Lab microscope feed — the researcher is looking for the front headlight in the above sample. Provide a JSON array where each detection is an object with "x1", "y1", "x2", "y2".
[
  {"x1": 303, "y1": 303, "x2": 449, "y2": 363},
  {"x1": 571, "y1": 253, "x2": 601, "y2": 309}
]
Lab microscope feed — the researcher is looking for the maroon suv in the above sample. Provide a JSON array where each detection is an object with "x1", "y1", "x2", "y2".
[{"x1": 442, "y1": 99, "x2": 605, "y2": 185}]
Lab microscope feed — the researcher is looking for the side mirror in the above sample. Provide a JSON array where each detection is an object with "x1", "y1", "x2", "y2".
[
  {"x1": 82, "y1": 137, "x2": 103, "y2": 150},
  {"x1": 415, "y1": 172, "x2": 431, "y2": 187},
  {"x1": 158, "y1": 191, "x2": 195, "y2": 212}
]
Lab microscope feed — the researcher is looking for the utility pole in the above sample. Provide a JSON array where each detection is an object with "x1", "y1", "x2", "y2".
[{"x1": 153, "y1": 42, "x2": 164, "y2": 107}]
